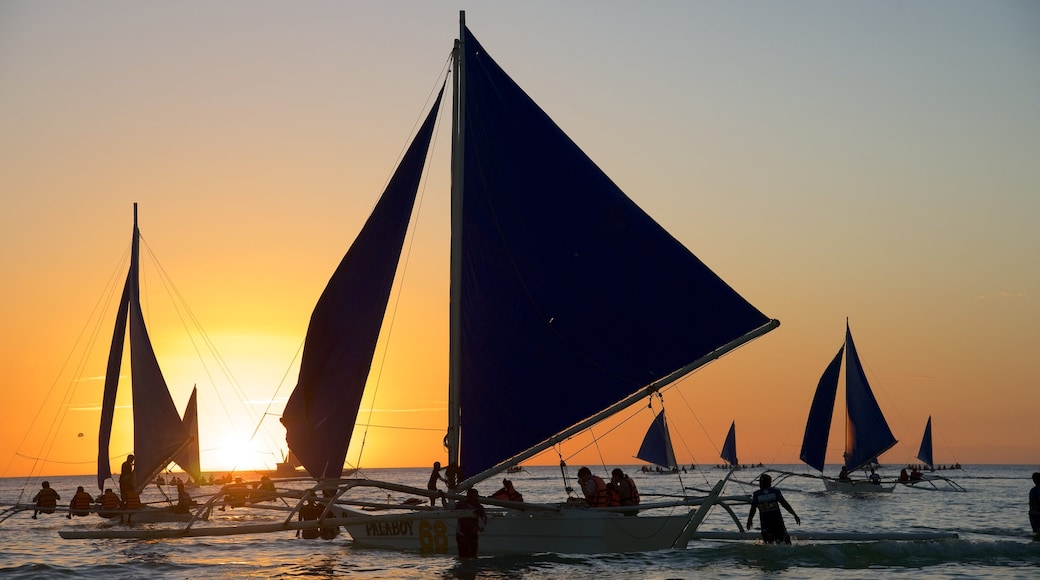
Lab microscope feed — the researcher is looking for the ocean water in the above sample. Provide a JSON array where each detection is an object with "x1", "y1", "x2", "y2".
[{"x1": 1, "y1": 465, "x2": 1037, "y2": 579}]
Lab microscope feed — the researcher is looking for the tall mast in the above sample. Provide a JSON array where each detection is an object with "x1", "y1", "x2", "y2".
[{"x1": 446, "y1": 10, "x2": 466, "y2": 470}]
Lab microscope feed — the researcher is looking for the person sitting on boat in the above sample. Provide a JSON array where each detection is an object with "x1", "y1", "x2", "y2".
[
  {"x1": 490, "y1": 479, "x2": 523, "y2": 502},
  {"x1": 576, "y1": 467, "x2": 609, "y2": 507},
  {"x1": 221, "y1": 477, "x2": 249, "y2": 509},
  {"x1": 1028, "y1": 472, "x2": 1040, "y2": 538},
  {"x1": 747, "y1": 473, "x2": 800, "y2": 545},
  {"x1": 455, "y1": 488, "x2": 487, "y2": 559},
  {"x1": 96, "y1": 488, "x2": 121, "y2": 518},
  {"x1": 609, "y1": 468, "x2": 640, "y2": 511},
  {"x1": 172, "y1": 481, "x2": 196, "y2": 514},
  {"x1": 869, "y1": 469, "x2": 881, "y2": 485},
  {"x1": 838, "y1": 466, "x2": 850, "y2": 481},
  {"x1": 899, "y1": 468, "x2": 910, "y2": 483},
  {"x1": 31, "y1": 481, "x2": 60, "y2": 519},
  {"x1": 909, "y1": 468, "x2": 923, "y2": 482},
  {"x1": 119, "y1": 454, "x2": 135, "y2": 499},
  {"x1": 67, "y1": 486, "x2": 93, "y2": 518},
  {"x1": 427, "y1": 461, "x2": 447, "y2": 507}
]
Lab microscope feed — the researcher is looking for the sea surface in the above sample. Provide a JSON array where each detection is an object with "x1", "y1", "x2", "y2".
[{"x1": 1, "y1": 464, "x2": 1037, "y2": 579}]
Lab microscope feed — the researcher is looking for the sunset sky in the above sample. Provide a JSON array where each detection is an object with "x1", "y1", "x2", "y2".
[{"x1": 2, "y1": 1, "x2": 1037, "y2": 480}]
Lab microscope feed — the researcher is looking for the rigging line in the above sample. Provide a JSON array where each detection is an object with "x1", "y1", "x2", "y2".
[
  {"x1": 1, "y1": 243, "x2": 130, "y2": 481},
  {"x1": 668, "y1": 388, "x2": 717, "y2": 487},
  {"x1": 141, "y1": 238, "x2": 265, "y2": 431},
  {"x1": 141, "y1": 238, "x2": 285, "y2": 459},
  {"x1": 354, "y1": 59, "x2": 452, "y2": 470},
  {"x1": 561, "y1": 403, "x2": 649, "y2": 466}
]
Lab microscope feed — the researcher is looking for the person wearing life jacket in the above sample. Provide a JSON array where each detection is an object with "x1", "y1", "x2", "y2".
[
  {"x1": 490, "y1": 479, "x2": 524, "y2": 502},
  {"x1": 610, "y1": 468, "x2": 640, "y2": 509},
  {"x1": 577, "y1": 467, "x2": 609, "y2": 507},
  {"x1": 122, "y1": 488, "x2": 141, "y2": 510},
  {"x1": 31, "y1": 481, "x2": 60, "y2": 519},
  {"x1": 96, "y1": 488, "x2": 121, "y2": 518},
  {"x1": 67, "y1": 486, "x2": 94, "y2": 518}
]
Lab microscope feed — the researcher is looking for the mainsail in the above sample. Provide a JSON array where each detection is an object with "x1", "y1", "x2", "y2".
[
  {"x1": 280, "y1": 89, "x2": 445, "y2": 480},
  {"x1": 720, "y1": 421, "x2": 739, "y2": 467},
  {"x1": 636, "y1": 411, "x2": 677, "y2": 469},
  {"x1": 916, "y1": 415, "x2": 934, "y2": 469},
  {"x1": 453, "y1": 27, "x2": 777, "y2": 485},
  {"x1": 799, "y1": 321, "x2": 897, "y2": 474},
  {"x1": 96, "y1": 204, "x2": 197, "y2": 492}
]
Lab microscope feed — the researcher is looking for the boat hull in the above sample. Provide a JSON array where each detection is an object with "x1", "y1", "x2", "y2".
[
  {"x1": 823, "y1": 479, "x2": 895, "y2": 493},
  {"x1": 343, "y1": 508, "x2": 696, "y2": 554}
]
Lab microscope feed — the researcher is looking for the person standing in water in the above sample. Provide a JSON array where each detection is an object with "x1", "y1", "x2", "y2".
[{"x1": 747, "y1": 473, "x2": 801, "y2": 544}]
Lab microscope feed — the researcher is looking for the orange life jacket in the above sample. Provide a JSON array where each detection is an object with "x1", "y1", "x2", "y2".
[
  {"x1": 70, "y1": 491, "x2": 93, "y2": 514},
  {"x1": 619, "y1": 476, "x2": 640, "y2": 506},
  {"x1": 123, "y1": 490, "x2": 141, "y2": 510},
  {"x1": 586, "y1": 475, "x2": 609, "y2": 507}
]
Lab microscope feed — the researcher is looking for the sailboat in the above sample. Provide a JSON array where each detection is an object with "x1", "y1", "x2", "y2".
[
  {"x1": 58, "y1": 13, "x2": 780, "y2": 549},
  {"x1": 798, "y1": 320, "x2": 897, "y2": 492},
  {"x1": 287, "y1": 12, "x2": 778, "y2": 553},
  {"x1": 902, "y1": 416, "x2": 966, "y2": 491},
  {"x1": 720, "y1": 421, "x2": 739, "y2": 468},
  {"x1": 95, "y1": 204, "x2": 204, "y2": 518},
  {"x1": 636, "y1": 411, "x2": 679, "y2": 472}
]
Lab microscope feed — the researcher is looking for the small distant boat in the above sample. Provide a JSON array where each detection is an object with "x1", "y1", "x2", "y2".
[
  {"x1": 720, "y1": 421, "x2": 739, "y2": 469},
  {"x1": 798, "y1": 321, "x2": 897, "y2": 493},
  {"x1": 900, "y1": 416, "x2": 966, "y2": 491},
  {"x1": 636, "y1": 411, "x2": 679, "y2": 472}
]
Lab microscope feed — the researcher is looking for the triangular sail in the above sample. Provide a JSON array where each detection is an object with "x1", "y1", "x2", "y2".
[
  {"x1": 172, "y1": 387, "x2": 202, "y2": 483},
  {"x1": 720, "y1": 421, "x2": 738, "y2": 467},
  {"x1": 843, "y1": 324, "x2": 897, "y2": 472},
  {"x1": 636, "y1": 411, "x2": 677, "y2": 469},
  {"x1": 799, "y1": 345, "x2": 843, "y2": 472},
  {"x1": 281, "y1": 88, "x2": 444, "y2": 480},
  {"x1": 455, "y1": 27, "x2": 775, "y2": 481},
  {"x1": 96, "y1": 205, "x2": 194, "y2": 493},
  {"x1": 916, "y1": 415, "x2": 934, "y2": 469}
]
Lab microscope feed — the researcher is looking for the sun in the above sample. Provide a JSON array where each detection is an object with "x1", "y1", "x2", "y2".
[{"x1": 205, "y1": 433, "x2": 271, "y2": 474}]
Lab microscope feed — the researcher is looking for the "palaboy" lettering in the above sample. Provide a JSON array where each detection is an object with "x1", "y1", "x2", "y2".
[{"x1": 364, "y1": 520, "x2": 415, "y2": 537}]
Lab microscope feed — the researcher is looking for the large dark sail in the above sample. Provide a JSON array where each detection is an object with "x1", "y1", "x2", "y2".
[
  {"x1": 843, "y1": 324, "x2": 897, "y2": 472},
  {"x1": 281, "y1": 89, "x2": 444, "y2": 480},
  {"x1": 799, "y1": 346, "x2": 843, "y2": 472},
  {"x1": 457, "y1": 28, "x2": 774, "y2": 478},
  {"x1": 97, "y1": 205, "x2": 194, "y2": 492}
]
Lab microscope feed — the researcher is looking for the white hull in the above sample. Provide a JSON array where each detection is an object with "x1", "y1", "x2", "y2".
[
  {"x1": 343, "y1": 508, "x2": 697, "y2": 554},
  {"x1": 823, "y1": 479, "x2": 896, "y2": 493}
]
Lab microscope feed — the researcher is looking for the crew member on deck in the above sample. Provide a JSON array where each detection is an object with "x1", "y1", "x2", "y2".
[
  {"x1": 427, "y1": 461, "x2": 446, "y2": 507},
  {"x1": 747, "y1": 473, "x2": 800, "y2": 545},
  {"x1": 119, "y1": 454, "x2": 135, "y2": 498}
]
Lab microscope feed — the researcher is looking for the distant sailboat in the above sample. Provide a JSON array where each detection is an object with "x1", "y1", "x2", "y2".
[
  {"x1": 96, "y1": 204, "x2": 203, "y2": 512},
  {"x1": 798, "y1": 321, "x2": 896, "y2": 492},
  {"x1": 916, "y1": 416, "x2": 934, "y2": 470},
  {"x1": 720, "y1": 421, "x2": 738, "y2": 468},
  {"x1": 636, "y1": 411, "x2": 678, "y2": 471},
  {"x1": 904, "y1": 416, "x2": 966, "y2": 491}
]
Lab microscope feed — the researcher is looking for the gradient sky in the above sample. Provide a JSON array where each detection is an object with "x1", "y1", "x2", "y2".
[{"x1": 2, "y1": 1, "x2": 1037, "y2": 479}]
